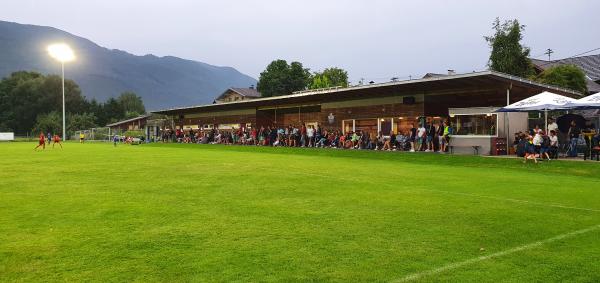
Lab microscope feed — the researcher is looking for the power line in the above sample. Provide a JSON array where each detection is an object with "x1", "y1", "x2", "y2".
[
  {"x1": 536, "y1": 47, "x2": 600, "y2": 68},
  {"x1": 353, "y1": 47, "x2": 599, "y2": 85},
  {"x1": 566, "y1": 47, "x2": 600, "y2": 58},
  {"x1": 531, "y1": 52, "x2": 548, "y2": 59}
]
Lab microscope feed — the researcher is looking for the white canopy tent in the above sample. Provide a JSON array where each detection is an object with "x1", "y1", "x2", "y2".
[
  {"x1": 496, "y1": 91, "x2": 578, "y2": 132},
  {"x1": 565, "y1": 92, "x2": 600, "y2": 109},
  {"x1": 565, "y1": 92, "x2": 600, "y2": 131}
]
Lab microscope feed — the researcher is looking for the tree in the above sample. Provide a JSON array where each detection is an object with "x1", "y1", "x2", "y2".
[
  {"x1": 37, "y1": 75, "x2": 86, "y2": 114},
  {"x1": 485, "y1": 18, "x2": 534, "y2": 78},
  {"x1": 288, "y1": 61, "x2": 311, "y2": 92},
  {"x1": 309, "y1": 67, "x2": 349, "y2": 89},
  {"x1": 257, "y1": 60, "x2": 310, "y2": 97},
  {"x1": 0, "y1": 71, "x2": 87, "y2": 134},
  {"x1": 32, "y1": 111, "x2": 61, "y2": 135},
  {"x1": 117, "y1": 92, "x2": 145, "y2": 115},
  {"x1": 0, "y1": 72, "x2": 49, "y2": 134},
  {"x1": 0, "y1": 70, "x2": 148, "y2": 135},
  {"x1": 67, "y1": 113, "x2": 98, "y2": 136},
  {"x1": 537, "y1": 64, "x2": 588, "y2": 94},
  {"x1": 310, "y1": 74, "x2": 331, "y2": 89},
  {"x1": 85, "y1": 99, "x2": 102, "y2": 118},
  {"x1": 100, "y1": 98, "x2": 125, "y2": 124}
]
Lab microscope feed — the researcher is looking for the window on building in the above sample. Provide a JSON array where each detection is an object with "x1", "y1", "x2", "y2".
[
  {"x1": 394, "y1": 117, "x2": 417, "y2": 135},
  {"x1": 450, "y1": 114, "x2": 497, "y2": 136},
  {"x1": 355, "y1": 119, "x2": 378, "y2": 135}
]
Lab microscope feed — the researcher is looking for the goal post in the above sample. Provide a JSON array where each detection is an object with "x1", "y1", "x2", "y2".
[{"x1": 72, "y1": 127, "x2": 113, "y2": 141}]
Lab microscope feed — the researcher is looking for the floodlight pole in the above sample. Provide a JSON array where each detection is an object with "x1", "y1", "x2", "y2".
[
  {"x1": 60, "y1": 60, "x2": 65, "y2": 141},
  {"x1": 60, "y1": 60, "x2": 67, "y2": 141}
]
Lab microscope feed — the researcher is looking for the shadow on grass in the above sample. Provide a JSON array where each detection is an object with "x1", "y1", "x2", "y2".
[{"x1": 145, "y1": 143, "x2": 600, "y2": 180}]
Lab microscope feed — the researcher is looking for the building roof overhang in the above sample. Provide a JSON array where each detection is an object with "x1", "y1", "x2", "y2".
[{"x1": 153, "y1": 71, "x2": 582, "y2": 116}]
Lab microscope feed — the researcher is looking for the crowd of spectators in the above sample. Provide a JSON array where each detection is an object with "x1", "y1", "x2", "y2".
[
  {"x1": 159, "y1": 120, "x2": 454, "y2": 152},
  {"x1": 155, "y1": 117, "x2": 600, "y2": 161},
  {"x1": 514, "y1": 128, "x2": 557, "y2": 163},
  {"x1": 514, "y1": 118, "x2": 600, "y2": 162}
]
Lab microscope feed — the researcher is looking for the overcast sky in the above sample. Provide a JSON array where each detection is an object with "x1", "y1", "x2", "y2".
[{"x1": 2, "y1": 0, "x2": 598, "y2": 83}]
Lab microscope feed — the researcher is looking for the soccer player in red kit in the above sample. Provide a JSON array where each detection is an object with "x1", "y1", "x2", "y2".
[
  {"x1": 52, "y1": 134, "x2": 63, "y2": 149},
  {"x1": 34, "y1": 132, "x2": 45, "y2": 150}
]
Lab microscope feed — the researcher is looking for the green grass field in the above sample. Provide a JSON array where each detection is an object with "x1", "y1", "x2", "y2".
[{"x1": 1, "y1": 142, "x2": 599, "y2": 282}]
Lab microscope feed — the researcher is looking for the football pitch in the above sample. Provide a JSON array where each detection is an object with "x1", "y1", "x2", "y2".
[{"x1": 1, "y1": 142, "x2": 599, "y2": 282}]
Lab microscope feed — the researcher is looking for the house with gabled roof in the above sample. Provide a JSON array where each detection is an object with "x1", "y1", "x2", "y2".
[
  {"x1": 531, "y1": 53, "x2": 600, "y2": 94},
  {"x1": 213, "y1": 86, "x2": 261, "y2": 104}
]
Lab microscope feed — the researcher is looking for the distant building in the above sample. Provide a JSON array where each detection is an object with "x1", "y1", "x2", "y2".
[
  {"x1": 213, "y1": 86, "x2": 261, "y2": 104},
  {"x1": 106, "y1": 114, "x2": 170, "y2": 139},
  {"x1": 421, "y1": 73, "x2": 447, "y2": 79},
  {"x1": 422, "y1": 70, "x2": 458, "y2": 79},
  {"x1": 106, "y1": 115, "x2": 149, "y2": 132},
  {"x1": 531, "y1": 54, "x2": 600, "y2": 94}
]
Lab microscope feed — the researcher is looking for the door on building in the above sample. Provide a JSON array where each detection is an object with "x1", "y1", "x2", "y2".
[
  {"x1": 342, "y1": 120, "x2": 353, "y2": 134},
  {"x1": 380, "y1": 118, "x2": 392, "y2": 134}
]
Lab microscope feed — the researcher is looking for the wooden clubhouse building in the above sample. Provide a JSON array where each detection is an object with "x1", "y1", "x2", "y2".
[{"x1": 153, "y1": 71, "x2": 581, "y2": 154}]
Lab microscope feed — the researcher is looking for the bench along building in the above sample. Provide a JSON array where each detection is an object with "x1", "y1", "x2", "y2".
[{"x1": 153, "y1": 71, "x2": 581, "y2": 154}]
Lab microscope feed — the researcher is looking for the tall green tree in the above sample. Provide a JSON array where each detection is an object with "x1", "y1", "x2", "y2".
[
  {"x1": 100, "y1": 98, "x2": 125, "y2": 124},
  {"x1": 32, "y1": 111, "x2": 61, "y2": 135},
  {"x1": 0, "y1": 72, "x2": 87, "y2": 134},
  {"x1": 485, "y1": 18, "x2": 534, "y2": 78},
  {"x1": 0, "y1": 73, "x2": 44, "y2": 133},
  {"x1": 67, "y1": 113, "x2": 98, "y2": 136},
  {"x1": 537, "y1": 64, "x2": 588, "y2": 93},
  {"x1": 310, "y1": 75, "x2": 331, "y2": 89},
  {"x1": 309, "y1": 67, "x2": 349, "y2": 89},
  {"x1": 257, "y1": 60, "x2": 310, "y2": 97},
  {"x1": 37, "y1": 75, "x2": 86, "y2": 114},
  {"x1": 288, "y1": 62, "x2": 311, "y2": 92},
  {"x1": 117, "y1": 91, "x2": 146, "y2": 116},
  {"x1": 0, "y1": 71, "x2": 147, "y2": 135}
]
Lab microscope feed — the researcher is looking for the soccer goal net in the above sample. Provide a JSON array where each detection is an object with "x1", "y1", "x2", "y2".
[{"x1": 73, "y1": 127, "x2": 113, "y2": 141}]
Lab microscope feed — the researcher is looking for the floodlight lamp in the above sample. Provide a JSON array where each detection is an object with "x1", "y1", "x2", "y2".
[{"x1": 47, "y1": 43, "x2": 75, "y2": 62}]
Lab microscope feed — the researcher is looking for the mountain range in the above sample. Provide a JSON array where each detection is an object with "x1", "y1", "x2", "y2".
[{"x1": 0, "y1": 20, "x2": 257, "y2": 110}]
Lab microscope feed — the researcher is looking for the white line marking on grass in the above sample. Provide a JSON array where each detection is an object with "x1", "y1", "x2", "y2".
[
  {"x1": 391, "y1": 224, "x2": 600, "y2": 282},
  {"x1": 420, "y1": 188, "x2": 600, "y2": 213}
]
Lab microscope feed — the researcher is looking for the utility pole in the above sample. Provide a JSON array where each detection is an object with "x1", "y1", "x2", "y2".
[{"x1": 545, "y1": 48, "x2": 554, "y2": 61}]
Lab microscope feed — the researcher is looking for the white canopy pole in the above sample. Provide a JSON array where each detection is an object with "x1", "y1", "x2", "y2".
[
  {"x1": 544, "y1": 109, "x2": 548, "y2": 133},
  {"x1": 506, "y1": 88, "x2": 510, "y2": 154}
]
